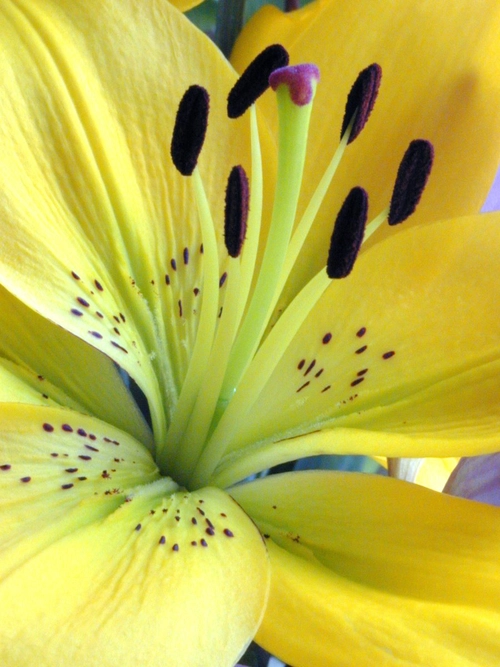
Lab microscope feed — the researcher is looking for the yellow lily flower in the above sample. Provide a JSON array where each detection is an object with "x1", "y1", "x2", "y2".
[{"x1": 0, "y1": 0, "x2": 499, "y2": 666}]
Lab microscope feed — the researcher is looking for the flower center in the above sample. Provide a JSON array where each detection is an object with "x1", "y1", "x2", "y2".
[{"x1": 160, "y1": 46, "x2": 433, "y2": 490}]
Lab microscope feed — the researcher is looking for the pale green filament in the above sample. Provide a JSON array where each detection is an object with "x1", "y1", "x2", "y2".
[
  {"x1": 158, "y1": 167, "x2": 220, "y2": 473},
  {"x1": 363, "y1": 205, "x2": 390, "y2": 241},
  {"x1": 217, "y1": 84, "x2": 317, "y2": 406},
  {"x1": 276, "y1": 116, "x2": 354, "y2": 299},
  {"x1": 190, "y1": 266, "x2": 331, "y2": 488},
  {"x1": 171, "y1": 261, "x2": 241, "y2": 485}
]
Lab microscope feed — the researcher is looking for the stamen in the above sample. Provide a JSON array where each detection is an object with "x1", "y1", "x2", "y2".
[
  {"x1": 388, "y1": 139, "x2": 434, "y2": 225},
  {"x1": 269, "y1": 64, "x2": 320, "y2": 106},
  {"x1": 341, "y1": 64, "x2": 382, "y2": 143},
  {"x1": 171, "y1": 85, "x2": 209, "y2": 176},
  {"x1": 327, "y1": 187, "x2": 368, "y2": 278},
  {"x1": 170, "y1": 107, "x2": 264, "y2": 485},
  {"x1": 224, "y1": 166, "x2": 249, "y2": 258},
  {"x1": 227, "y1": 44, "x2": 289, "y2": 118}
]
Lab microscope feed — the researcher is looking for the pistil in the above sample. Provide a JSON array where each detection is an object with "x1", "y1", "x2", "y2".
[{"x1": 218, "y1": 64, "x2": 320, "y2": 406}]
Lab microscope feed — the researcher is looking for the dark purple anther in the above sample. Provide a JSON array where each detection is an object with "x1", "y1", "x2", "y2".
[
  {"x1": 326, "y1": 187, "x2": 368, "y2": 278},
  {"x1": 388, "y1": 140, "x2": 434, "y2": 225},
  {"x1": 227, "y1": 44, "x2": 289, "y2": 118},
  {"x1": 171, "y1": 85, "x2": 209, "y2": 176},
  {"x1": 269, "y1": 64, "x2": 320, "y2": 106},
  {"x1": 224, "y1": 165, "x2": 249, "y2": 258},
  {"x1": 341, "y1": 63, "x2": 382, "y2": 143}
]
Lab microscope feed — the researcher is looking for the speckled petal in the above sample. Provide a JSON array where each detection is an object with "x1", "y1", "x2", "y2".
[
  {"x1": 232, "y1": 471, "x2": 500, "y2": 667},
  {"x1": 0, "y1": 283, "x2": 151, "y2": 446},
  {"x1": 0, "y1": 0, "x2": 253, "y2": 445},
  {"x1": 0, "y1": 404, "x2": 269, "y2": 666},
  {"x1": 232, "y1": 0, "x2": 500, "y2": 302},
  {"x1": 215, "y1": 214, "x2": 500, "y2": 464}
]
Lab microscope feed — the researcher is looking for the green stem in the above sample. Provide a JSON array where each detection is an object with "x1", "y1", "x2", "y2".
[{"x1": 215, "y1": 0, "x2": 246, "y2": 57}]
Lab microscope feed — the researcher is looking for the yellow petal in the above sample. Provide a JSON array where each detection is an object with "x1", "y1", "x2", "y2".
[
  {"x1": 232, "y1": 471, "x2": 500, "y2": 666},
  {"x1": 233, "y1": 0, "x2": 500, "y2": 299},
  {"x1": 0, "y1": 0, "x2": 253, "y2": 444},
  {"x1": 0, "y1": 282, "x2": 151, "y2": 445},
  {"x1": 0, "y1": 403, "x2": 159, "y2": 580},
  {"x1": 215, "y1": 215, "x2": 500, "y2": 462},
  {"x1": 0, "y1": 404, "x2": 269, "y2": 665}
]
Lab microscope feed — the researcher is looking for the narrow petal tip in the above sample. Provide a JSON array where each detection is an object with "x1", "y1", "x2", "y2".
[
  {"x1": 228, "y1": 44, "x2": 289, "y2": 119},
  {"x1": 327, "y1": 187, "x2": 368, "y2": 278},
  {"x1": 269, "y1": 64, "x2": 320, "y2": 106},
  {"x1": 388, "y1": 139, "x2": 434, "y2": 225},
  {"x1": 171, "y1": 85, "x2": 209, "y2": 176},
  {"x1": 341, "y1": 63, "x2": 382, "y2": 143},
  {"x1": 224, "y1": 165, "x2": 249, "y2": 258}
]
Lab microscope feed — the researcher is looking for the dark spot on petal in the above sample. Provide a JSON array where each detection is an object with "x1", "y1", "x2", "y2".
[
  {"x1": 304, "y1": 360, "x2": 316, "y2": 376},
  {"x1": 297, "y1": 359, "x2": 305, "y2": 370},
  {"x1": 172, "y1": 543, "x2": 179, "y2": 552},
  {"x1": 200, "y1": 539, "x2": 208, "y2": 547},
  {"x1": 43, "y1": 423, "x2": 54, "y2": 433},
  {"x1": 20, "y1": 476, "x2": 31, "y2": 483},
  {"x1": 159, "y1": 536, "x2": 166, "y2": 545},
  {"x1": 356, "y1": 327, "x2": 367, "y2": 338},
  {"x1": 61, "y1": 483, "x2": 74, "y2": 490},
  {"x1": 111, "y1": 341, "x2": 128, "y2": 353},
  {"x1": 77, "y1": 297, "x2": 90, "y2": 307},
  {"x1": 224, "y1": 529, "x2": 234, "y2": 537},
  {"x1": 71, "y1": 309, "x2": 83, "y2": 317},
  {"x1": 322, "y1": 333, "x2": 332, "y2": 344},
  {"x1": 383, "y1": 351, "x2": 395, "y2": 359},
  {"x1": 355, "y1": 345, "x2": 367, "y2": 354},
  {"x1": 94, "y1": 280, "x2": 104, "y2": 291},
  {"x1": 351, "y1": 377, "x2": 365, "y2": 387},
  {"x1": 0, "y1": 464, "x2": 11, "y2": 471},
  {"x1": 62, "y1": 424, "x2": 73, "y2": 433}
]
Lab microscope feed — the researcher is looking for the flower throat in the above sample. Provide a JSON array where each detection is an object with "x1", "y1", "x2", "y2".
[{"x1": 161, "y1": 44, "x2": 433, "y2": 489}]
